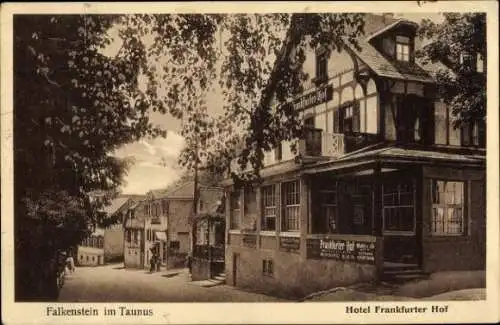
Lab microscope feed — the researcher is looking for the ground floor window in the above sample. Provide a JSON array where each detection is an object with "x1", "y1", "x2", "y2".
[
  {"x1": 281, "y1": 180, "x2": 300, "y2": 232},
  {"x1": 230, "y1": 190, "x2": 241, "y2": 230},
  {"x1": 383, "y1": 180, "x2": 415, "y2": 232},
  {"x1": 261, "y1": 185, "x2": 277, "y2": 231},
  {"x1": 319, "y1": 183, "x2": 338, "y2": 233},
  {"x1": 431, "y1": 180, "x2": 465, "y2": 235},
  {"x1": 262, "y1": 259, "x2": 274, "y2": 277}
]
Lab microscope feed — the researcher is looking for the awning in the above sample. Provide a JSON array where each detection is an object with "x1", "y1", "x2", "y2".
[{"x1": 155, "y1": 231, "x2": 167, "y2": 241}]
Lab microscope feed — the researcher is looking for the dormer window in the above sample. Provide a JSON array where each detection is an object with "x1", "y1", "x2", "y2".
[{"x1": 395, "y1": 36, "x2": 410, "y2": 62}]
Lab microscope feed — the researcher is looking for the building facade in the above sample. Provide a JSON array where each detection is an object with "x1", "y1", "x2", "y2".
[
  {"x1": 124, "y1": 181, "x2": 224, "y2": 270},
  {"x1": 77, "y1": 196, "x2": 136, "y2": 266},
  {"x1": 222, "y1": 14, "x2": 486, "y2": 299}
]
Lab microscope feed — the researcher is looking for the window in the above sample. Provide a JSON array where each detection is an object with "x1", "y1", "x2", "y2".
[
  {"x1": 321, "y1": 189, "x2": 338, "y2": 233},
  {"x1": 162, "y1": 200, "x2": 169, "y2": 215},
  {"x1": 462, "y1": 120, "x2": 486, "y2": 147},
  {"x1": 199, "y1": 200, "x2": 204, "y2": 212},
  {"x1": 315, "y1": 50, "x2": 328, "y2": 82},
  {"x1": 169, "y1": 240, "x2": 180, "y2": 251},
  {"x1": 431, "y1": 180, "x2": 465, "y2": 236},
  {"x1": 336, "y1": 101, "x2": 360, "y2": 134},
  {"x1": 460, "y1": 53, "x2": 476, "y2": 72},
  {"x1": 261, "y1": 185, "x2": 277, "y2": 231},
  {"x1": 243, "y1": 186, "x2": 257, "y2": 231},
  {"x1": 262, "y1": 259, "x2": 274, "y2": 276},
  {"x1": 282, "y1": 180, "x2": 300, "y2": 232},
  {"x1": 274, "y1": 142, "x2": 282, "y2": 161},
  {"x1": 230, "y1": 190, "x2": 241, "y2": 229},
  {"x1": 143, "y1": 204, "x2": 148, "y2": 217},
  {"x1": 396, "y1": 36, "x2": 410, "y2": 61},
  {"x1": 383, "y1": 180, "x2": 415, "y2": 232}
]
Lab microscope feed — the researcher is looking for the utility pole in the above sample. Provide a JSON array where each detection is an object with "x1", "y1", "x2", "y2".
[{"x1": 190, "y1": 138, "x2": 200, "y2": 256}]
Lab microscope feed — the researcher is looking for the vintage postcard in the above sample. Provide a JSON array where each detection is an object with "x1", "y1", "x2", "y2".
[{"x1": 1, "y1": 1, "x2": 499, "y2": 324}]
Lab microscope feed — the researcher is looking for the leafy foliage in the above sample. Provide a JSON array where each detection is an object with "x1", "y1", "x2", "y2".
[{"x1": 416, "y1": 13, "x2": 486, "y2": 126}]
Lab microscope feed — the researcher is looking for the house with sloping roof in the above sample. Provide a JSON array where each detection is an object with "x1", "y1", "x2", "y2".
[
  {"x1": 123, "y1": 180, "x2": 223, "y2": 270},
  {"x1": 77, "y1": 196, "x2": 137, "y2": 266},
  {"x1": 221, "y1": 13, "x2": 485, "y2": 299}
]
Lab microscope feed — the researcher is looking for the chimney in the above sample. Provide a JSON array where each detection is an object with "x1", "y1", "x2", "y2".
[{"x1": 383, "y1": 13, "x2": 394, "y2": 24}]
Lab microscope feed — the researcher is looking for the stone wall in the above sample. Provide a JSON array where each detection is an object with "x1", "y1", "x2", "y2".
[{"x1": 225, "y1": 244, "x2": 377, "y2": 299}]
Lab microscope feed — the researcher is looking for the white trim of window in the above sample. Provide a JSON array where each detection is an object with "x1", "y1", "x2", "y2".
[
  {"x1": 228, "y1": 229, "x2": 241, "y2": 234},
  {"x1": 279, "y1": 231, "x2": 300, "y2": 237},
  {"x1": 260, "y1": 231, "x2": 277, "y2": 236}
]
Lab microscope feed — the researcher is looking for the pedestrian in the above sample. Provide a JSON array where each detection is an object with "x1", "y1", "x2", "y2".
[
  {"x1": 66, "y1": 254, "x2": 76, "y2": 273},
  {"x1": 150, "y1": 252, "x2": 156, "y2": 273},
  {"x1": 155, "y1": 255, "x2": 161, "y2": 272},
  {"x1": 186, "y1": 255, "x2": 192, "y2": 273}
]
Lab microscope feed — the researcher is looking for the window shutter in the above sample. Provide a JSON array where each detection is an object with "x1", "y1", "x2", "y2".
[{"x1": 353, "y1": 102, "x2": 360, "y2": 133}]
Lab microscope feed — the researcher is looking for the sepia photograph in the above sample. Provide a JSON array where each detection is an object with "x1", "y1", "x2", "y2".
[{"x1": 1, "y1": 1, "x2": 498, "y2": 324}]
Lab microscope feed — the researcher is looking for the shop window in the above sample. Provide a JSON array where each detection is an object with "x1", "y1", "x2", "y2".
[
  {"x1": 396, "y1": 36, "x2": 410, "y2": 61},
  {"x1": 319, "y1": 184, "x2": 338, "y2": 233},
  {"x1": 262, "y1": 259, "x2": 274, "y2": 277},
  {"x1": 282, "y1": 180, "x2": 300, "y2": 232},
  {"x1": 431, "y1": 180, "x2": 465, "y2": 236},
  {"x1": 230, "y1": 190, "x2": 241, "y2": 229},
  {"x1": 261, "y1": 185, "x2": 277, "y2": 231},
  {"x1": 383, "y1": 180, "x2": 415, "y2": 233}
]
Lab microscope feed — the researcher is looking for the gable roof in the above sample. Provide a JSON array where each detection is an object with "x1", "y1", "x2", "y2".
[
  {"x1": 346, "y1": 14, "x2": 435, "y2": 83},
  {"x1": 365, "y1": 19, "x2": 419, "y2": 42},
  {"x1": 345, "y1": 40, "x2": 435, "y2": 83},
  {"x1": 102, "y1": 197, "x2": 132, "y2": 216}
]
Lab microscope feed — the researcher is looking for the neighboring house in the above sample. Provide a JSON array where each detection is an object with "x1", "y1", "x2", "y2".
[
  {"x1": 77, "y1": 196, "x2": 136, "y2": 266},
  {"x1": 221, "y1": 13, "x2": 486, "y2": 299},
  {"x1": 123, "y1": 180, "x2": 224, "y2": 270}
]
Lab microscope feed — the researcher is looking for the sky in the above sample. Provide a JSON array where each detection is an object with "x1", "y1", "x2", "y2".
[{"x1": 111, "y1": 12, "x2": 444, "y2": 195}]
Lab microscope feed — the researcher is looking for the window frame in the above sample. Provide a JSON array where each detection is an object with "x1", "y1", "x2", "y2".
[
  {"x1": 382, "y1": 179, "x2": 416, "y2": 235},
  {"x1": 229, "y1": 190, "x2": 242, "y2": 230},
  {"x1": 395, "y1": 36, "x2": 410, "y2": 62},
  {"x1": 315, "y1": 49, "x2": 329, "y2": 83},
  {"x1": 262, "y1": 258, "x2": 274, "y2": 277},
  {"x1": 261, "y1": 185, "x2": 277, "y2": 232},
  {"x1": 431, "y1": 180, "x2": 467, "y2": 236},
  {"x1": 281, "y1": 180, "x2": 301, "y2": 232}
]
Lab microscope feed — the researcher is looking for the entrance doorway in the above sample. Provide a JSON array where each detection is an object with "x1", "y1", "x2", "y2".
[{"x1": 382, "y1": 177, "x2": 420, "y2": 265}]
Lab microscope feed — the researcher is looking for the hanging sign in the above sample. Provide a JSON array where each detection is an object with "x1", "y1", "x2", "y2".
[{"x1": 293, "y1": 85, "x2": 334, "y2": 111}]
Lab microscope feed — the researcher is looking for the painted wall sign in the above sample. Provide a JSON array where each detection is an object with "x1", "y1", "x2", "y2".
[
  {"x1": 242, "y1": 234, "x2": 257, "y2": 248},
  {"x1": 306, "y1": 238, "x2": 376, "y2": 264},
  {"x1": 293, "y1": 85, "x2": 334, "y2": 111},
  {"x1": 279, "y1": 236, "x2": 300, "y2": 254}
]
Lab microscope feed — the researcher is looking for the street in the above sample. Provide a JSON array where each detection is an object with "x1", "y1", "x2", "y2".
[{"x1": 58, "y1": 263, "x2": 286, "y2": 302}]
